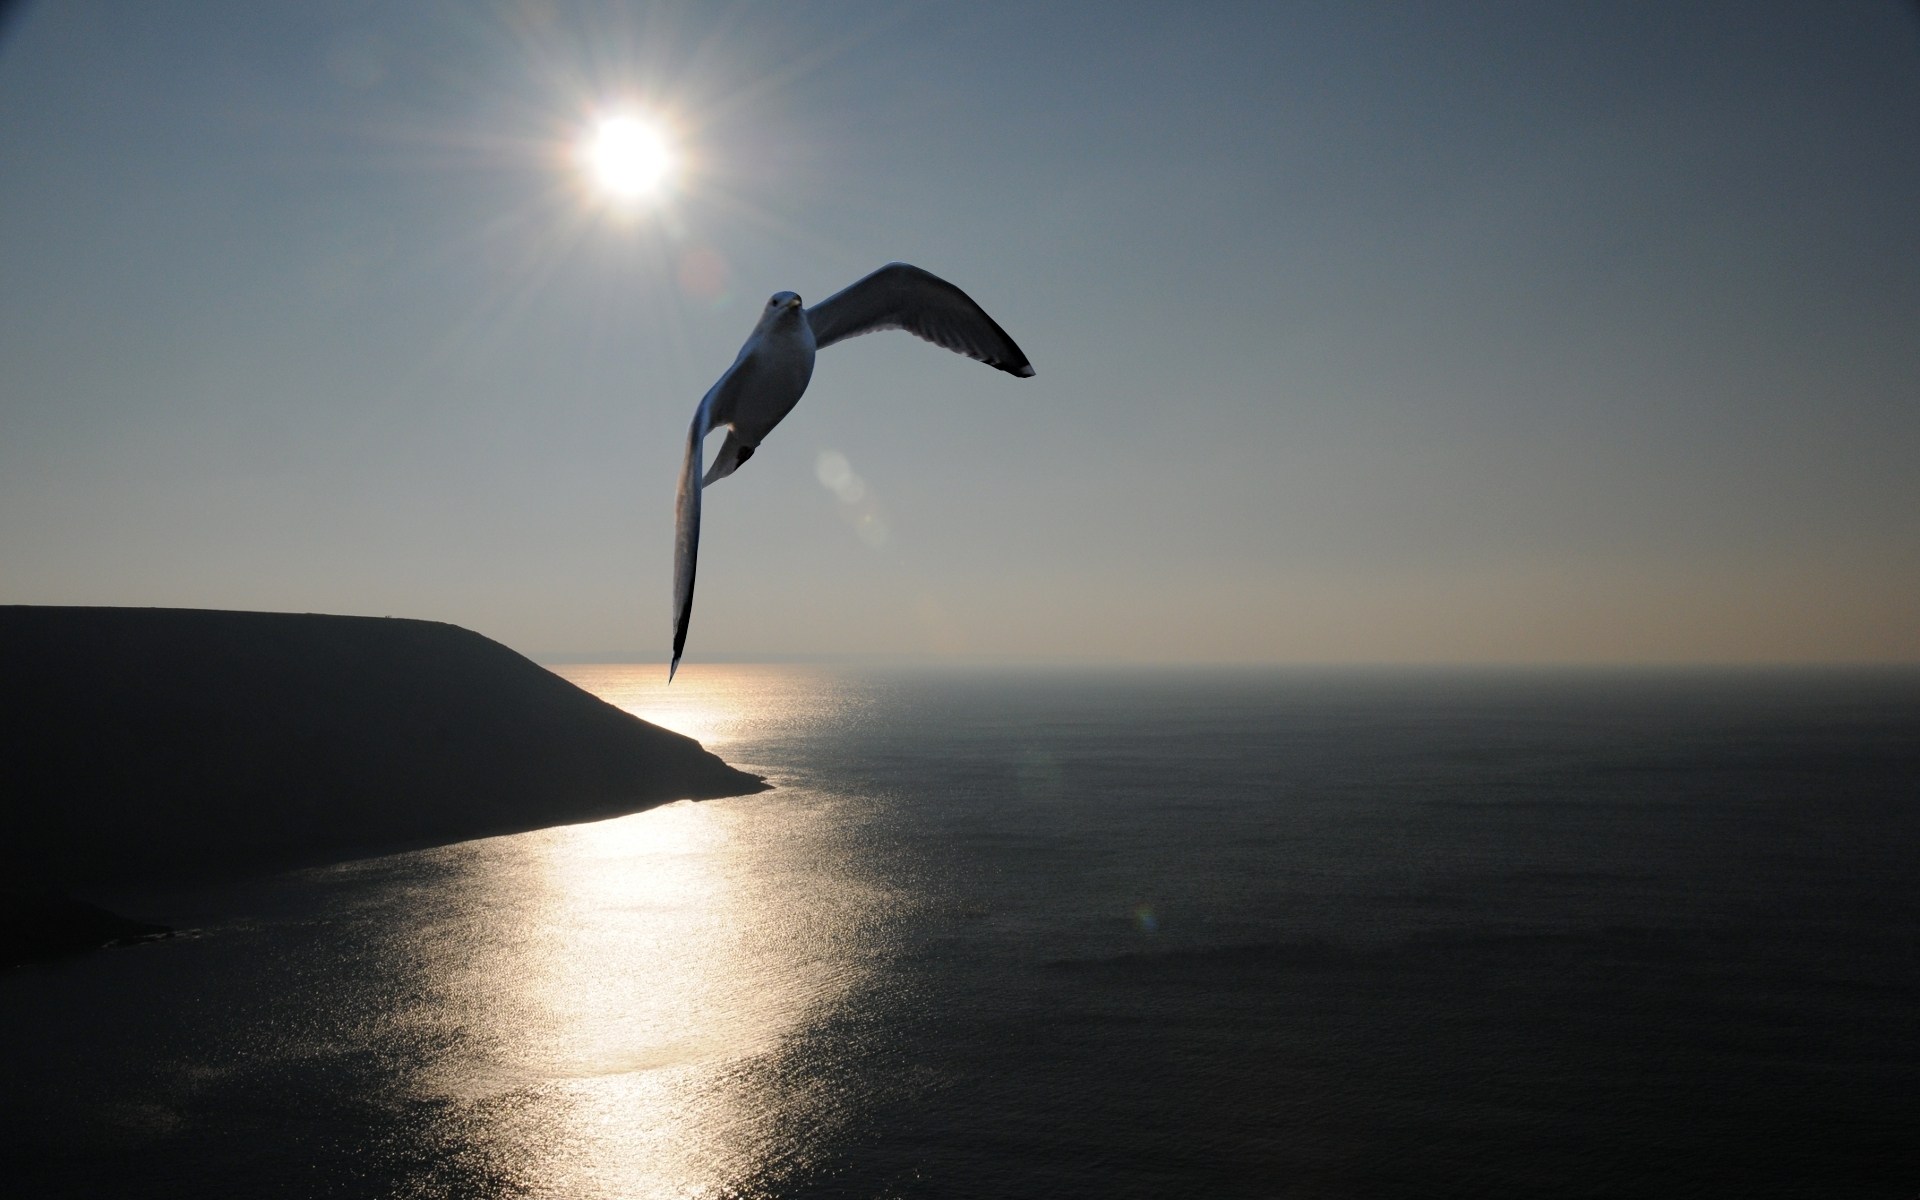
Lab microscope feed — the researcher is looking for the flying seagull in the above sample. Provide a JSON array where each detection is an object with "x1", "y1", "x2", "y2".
[{"x1": 671, "y1": 262, "x2": 1034, "y2": 679}]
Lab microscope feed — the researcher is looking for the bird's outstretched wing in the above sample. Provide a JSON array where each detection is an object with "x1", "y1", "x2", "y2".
[
  {"x1": 671, "y1": 389, "x2": 717, "y2": 682},
  {"x1": 806, "y1": 262, "x2": 1035, "y2": 377}
]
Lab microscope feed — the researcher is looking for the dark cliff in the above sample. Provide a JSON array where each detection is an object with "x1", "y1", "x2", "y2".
[{"x1": 0, "y1": 606, "x2": 765, "y2": 893}]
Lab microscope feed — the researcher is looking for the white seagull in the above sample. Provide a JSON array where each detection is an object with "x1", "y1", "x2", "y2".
[{"x1": 671, "y1": 262, "x2": 1034, "y2": 679}]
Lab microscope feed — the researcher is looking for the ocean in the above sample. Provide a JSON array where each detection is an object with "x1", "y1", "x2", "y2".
[{"x1": 3, "y1": 665, "x2": 1916, "y2": 1198}]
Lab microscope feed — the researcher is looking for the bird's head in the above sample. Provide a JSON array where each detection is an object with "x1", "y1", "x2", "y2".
[{"x1": 753, "y1": 290, "x2": 804, "y2": 333}]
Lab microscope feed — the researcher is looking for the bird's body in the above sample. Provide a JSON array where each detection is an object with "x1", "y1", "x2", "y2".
[
  {"x1": 694, "y1": 291, "x2": 816, "y2": 487},
  {"x1": 671, "y1": 262, "x2": 1033, "y2": 679}
]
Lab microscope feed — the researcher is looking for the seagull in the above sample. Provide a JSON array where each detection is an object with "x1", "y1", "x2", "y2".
[{"x1": 670, "y1": 262, "x2": 1034, "y2": 679}]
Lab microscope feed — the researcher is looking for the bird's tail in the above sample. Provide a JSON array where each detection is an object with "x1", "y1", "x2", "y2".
[{"x1": 701, "y1": 429, "x2": 754, "y2": 486}]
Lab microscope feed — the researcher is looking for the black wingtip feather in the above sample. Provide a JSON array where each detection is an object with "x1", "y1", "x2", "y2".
[{"x1": 670, "y1": 600, "x2": 692, "y2": 683}]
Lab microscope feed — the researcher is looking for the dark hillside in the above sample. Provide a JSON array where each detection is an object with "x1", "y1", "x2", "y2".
[{"x1": 0, "y1": 606, "x2": 764, "y2": 891}]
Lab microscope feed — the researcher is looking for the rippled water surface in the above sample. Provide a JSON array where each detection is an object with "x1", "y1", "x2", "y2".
[{"x1": 4, "y1": 666, "x2": 1918, "y2": 1197}]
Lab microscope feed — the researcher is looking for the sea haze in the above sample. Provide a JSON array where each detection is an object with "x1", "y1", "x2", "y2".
[{"x1": 3, "y1": 665, "x2": 1916, "y2": 1197}]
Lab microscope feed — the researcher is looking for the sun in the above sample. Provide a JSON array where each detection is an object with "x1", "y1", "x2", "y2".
[{"x1": 580, "y1": 114, "x2": 674, "y2": 203}]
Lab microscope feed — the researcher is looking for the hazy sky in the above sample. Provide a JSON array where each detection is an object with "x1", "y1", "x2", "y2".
[{"x1": 3, "y1": 1, "x2": 1916, "y2": 664}]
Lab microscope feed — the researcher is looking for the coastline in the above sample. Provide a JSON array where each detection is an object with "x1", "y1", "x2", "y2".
[{"x1": 1, "y1": 606, "x2": 767, "y2": 964}]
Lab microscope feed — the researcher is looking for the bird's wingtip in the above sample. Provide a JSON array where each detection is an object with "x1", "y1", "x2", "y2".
[
  {"x1": 668, "y1": 657, "x2": 680, "y2": 684},
  {"x1": 1014, "y1": 363, "x2": 1036, "y2": 378}
]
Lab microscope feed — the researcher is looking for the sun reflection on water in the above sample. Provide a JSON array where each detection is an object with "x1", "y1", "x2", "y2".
[
  {"x1": 553, "y1": 662, "x2": 841, "y2": 757},
  {"x1": 378, "y1": 665, "x2": 879, "y2": 1197}
]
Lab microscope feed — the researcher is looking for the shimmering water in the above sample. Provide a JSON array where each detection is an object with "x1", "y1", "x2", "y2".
[{"x1": 4, "y1": 666, "x2": 1918, "y2": 1197}]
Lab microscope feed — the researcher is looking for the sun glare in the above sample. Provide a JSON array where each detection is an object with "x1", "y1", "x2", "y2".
[{"x1": 582, "y1": 114, "x2": 673, "y2": 202}]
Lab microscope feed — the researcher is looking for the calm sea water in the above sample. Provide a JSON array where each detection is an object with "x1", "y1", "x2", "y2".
[{"x1": 3, "y1": 665, "x2": 1917, "y2": 1198}]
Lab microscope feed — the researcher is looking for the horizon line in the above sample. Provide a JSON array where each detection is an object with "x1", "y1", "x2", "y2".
[{"x1": 532, "y1": 653, "x2": 1920, "y2": 672}]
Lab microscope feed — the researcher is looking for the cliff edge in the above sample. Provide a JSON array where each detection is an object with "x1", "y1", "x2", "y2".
[{"x1": 1, "y1": 606, "x2": 765, "y2": 957}]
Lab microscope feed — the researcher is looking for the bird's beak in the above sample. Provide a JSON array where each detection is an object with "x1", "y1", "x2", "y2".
[{"x1": 786, "y1": 296, "x2": 803, "y2": 309}]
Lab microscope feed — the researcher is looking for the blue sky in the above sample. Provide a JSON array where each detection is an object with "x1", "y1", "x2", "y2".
[{"x1": 3, "y1": 1, "x2": 1916, "y2": 664}]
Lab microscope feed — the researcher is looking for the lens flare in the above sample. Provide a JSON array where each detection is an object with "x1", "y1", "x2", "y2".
[{"x1": 815, "y1": 449, "x2": 891, "y2": 548}]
